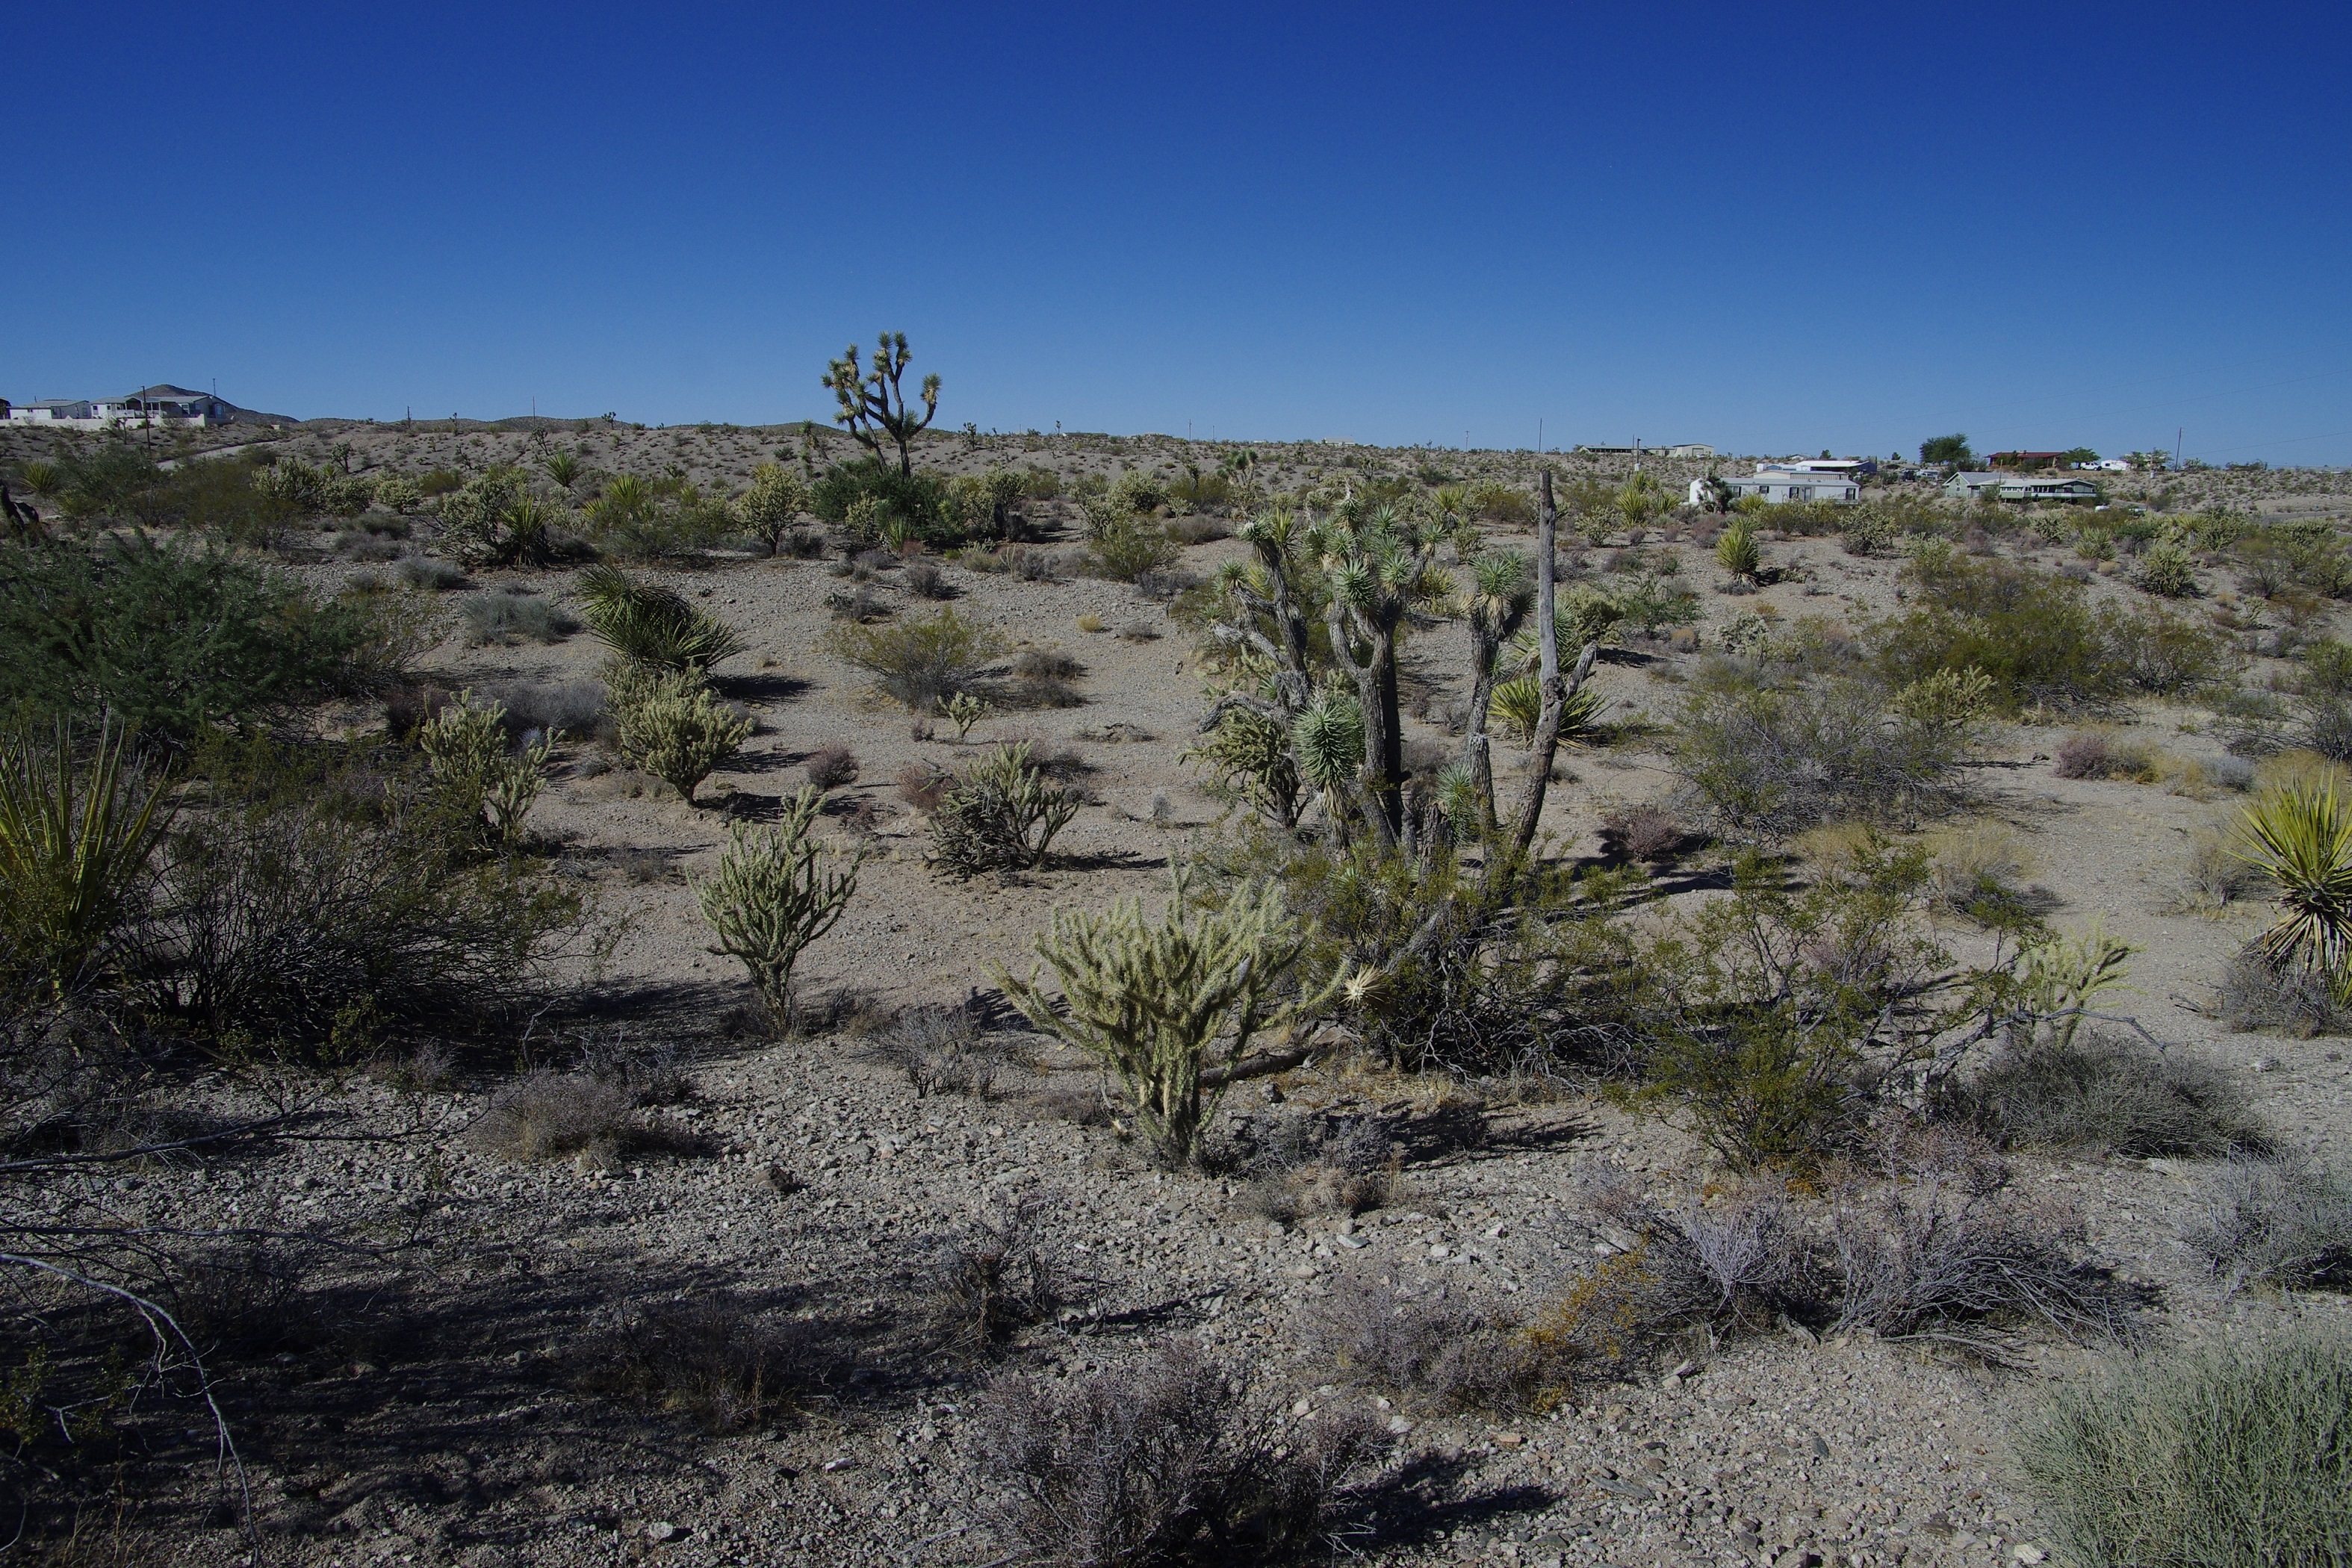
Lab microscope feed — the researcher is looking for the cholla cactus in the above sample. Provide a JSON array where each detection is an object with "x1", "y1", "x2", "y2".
[
  {"x1": 996, "y1": 868, "x2": 1332, "y2": 1166},
  {"x1": 419, "y1": 689, "x2": 559, "y2": 842},
  {"x1": 735, "y1": 463, "x2": 809, "y2": 556},
  {"x1": 929, "y1": 743, "x2": 1079, "y2": 877},
  {"x1": 610, "y1": 669, "x2": 753, "y2": 806},
  {"x1": 695, "y1": 787, "x2": 863, "y2": 1029},
  {"x1": 940, "y1": 690, "x2": 991, "y2": 742}
]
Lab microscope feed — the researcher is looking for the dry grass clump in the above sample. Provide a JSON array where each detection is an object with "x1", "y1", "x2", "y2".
[
  {"x1": 1239, "y1": 1116, "x2": 1397, "y2": 1222},
  {"x1": 2218, "y1": 950, "x2": 2352, "y2": 1036},
  {"x1": 2181, "y1": 1154, "x2": 2352, "y2": 1293},
  {"x1": 1305, "y1": 1275, "x2": 1556, "y2": 1413},
  {"x1": 2054, "y1": 729, "x2": 2162, "y2": 782},
  {"x1": 972, "y1": 1340, "x2": 1387, "y2": 1567},
  {"x1": 1923, "y1": 821, "x2": 2045, "y2": 920},
  {"x1": 574, "y1": 1293, "x2": 819, "y2": 1433},
  {"x1": 802, "y1": 742, "x2": 859, "y2": 791},
  {"x1": 1944, "y1": 1031, "x2": 2269, "y2": 1158},
  {"x1": 866, "y1": 1003, "x2": 1012, "y2": 1098},
  {"x1": 468, "y1": 1071, "x2": 658, "y2": 1168},
  {"x1": 1574, "y1": 1170, "x2": 1808, "y2": 1325},
  {"x1": 462, "y1": 588, "x2": 578, "y2": 646},
  {"x1": 1829, "y1": 1130, "x2": 2135, "y2": 1346},
  {"x1": 2014, "y1": 1321, "x2": 2352, "y2": 1568},
  {"x1": 1598, "y1": 802, "x2": 1687, "y2": 862},
  {"x1": 929, "y1": 1193, "x2": 1063, "y2": 1348},
  {"x1": 2170, "y1": 826, "x2": 2268, "y2": 914}
]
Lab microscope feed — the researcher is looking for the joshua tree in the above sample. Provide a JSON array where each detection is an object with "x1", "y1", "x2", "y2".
[
  {"x1": 1312, "y1": 500, "x2": 1451, "y2": 845},
  {"x1": 1456, "y1": 549, "x2": 1535, "y2": 831},
  {"x1": 822, "y1": 332, "x2": 940, "y2": 477}
]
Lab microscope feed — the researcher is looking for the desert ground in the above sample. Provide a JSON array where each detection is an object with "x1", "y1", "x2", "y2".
[{"x1": 4, "y1": 415, "x2": 2350, "y2": 1568}]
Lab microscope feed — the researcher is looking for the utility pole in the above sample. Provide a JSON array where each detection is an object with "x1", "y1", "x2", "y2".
[{"x1": 2175, "y1": 427, "x2": 2184, "y2": 470}]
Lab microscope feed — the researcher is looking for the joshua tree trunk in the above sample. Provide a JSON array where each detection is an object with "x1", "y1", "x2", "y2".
[{"x1": 1501, "y1": 470, "x2": 1599, "y2": 878}]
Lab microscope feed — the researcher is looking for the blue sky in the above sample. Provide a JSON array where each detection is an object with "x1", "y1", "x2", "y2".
[{"x1": 9, "y1": 2, "x2": 2349, "y2": 463}]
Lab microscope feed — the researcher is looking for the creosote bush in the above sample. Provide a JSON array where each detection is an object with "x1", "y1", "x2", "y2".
[
  {"x1": 2014, "y1": 1321, "x2": 2352, "y2": 1568},
  {"x1": 826, "y1": 607, "x2": 1007, "y2": 713},
  {"x1": 1945, "y1": 1031, "x2": 2268, "y2": 1157}
]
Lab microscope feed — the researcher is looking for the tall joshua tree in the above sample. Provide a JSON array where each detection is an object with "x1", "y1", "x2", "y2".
[
  {"x1": 1457, "y1": 549, "x2": 1535, "y2": 831},
  {"x1": 822, "y1": 332, "x2": 940, "y2": 477},
  {"x1": 1312, "y1": 500, "x2": 1451, "y2": 847}
]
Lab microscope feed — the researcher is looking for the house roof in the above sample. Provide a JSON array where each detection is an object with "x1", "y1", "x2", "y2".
[{"x1": 124, "y1": 385, "x2": 214, "y2": 401}]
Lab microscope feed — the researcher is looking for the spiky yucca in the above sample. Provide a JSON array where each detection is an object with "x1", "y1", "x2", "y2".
[
  {"x1": 1716, "y1": 522, "x2": 1762, "y2": 579},
  {"x1": 575, "y1": 564, "x2": 747, "y2": 672},
  {"x1": 996, "y1": 869, "x2": 1331, "y2": 1165},
  {"x1": 1489, "y1": 678, "x2": 1606, "y2": 748},
  {"x1": 695, "y1": 787, "x2": 863, "y2": 1029},
  {"x1": 0, "y1": 723, "x2": 170, "y2": 992},
  {"x1": 2237, "y1": 781, "x2": 2352, "y2": 995}
]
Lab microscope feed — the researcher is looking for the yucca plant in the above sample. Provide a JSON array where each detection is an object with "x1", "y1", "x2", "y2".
[
  {"x1": 0, "y1": 723, "x2": 170, "y2": 992},
  {"x1": 1716, "y1": 522, "x2": 1762, "y2": 580},
  {"x1": 695, "y1": 787, "x2": 863, "y2": 1030},
  {"x1": 574, "y1": 564, "x2": 748, "y2": 672},
  {"x1": 2236, "y1": 781, "x2": 2352, "y2": 996},
  {"x1": 1490, "y1": 677, "x2": 1606, "y2": 747}
]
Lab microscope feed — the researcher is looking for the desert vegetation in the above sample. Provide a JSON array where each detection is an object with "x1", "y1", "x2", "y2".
[{"x1": 1, "y1": 373, "x2": 2349, "y2": 1564}]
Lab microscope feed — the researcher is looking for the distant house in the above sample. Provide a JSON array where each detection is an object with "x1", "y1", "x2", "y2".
[
  {"x1": 1943, "y1": 471, "x2": 2100, "y2": 503},
  {"x1": 1665, "y1": 444, "x2": 1714, "y2": 459},
  {"x1": 8, "y1": 385, "x2": 237, "y2": 429},
  {"x1": 1689, "y1": 463, "x2": 1861, "y2": 506},
  {"x1": 9, "y1": 399, "x2": 96, "y2": 423},
  {"x1": 1573, "y1": 440, "x2": 1713, "y2": 459},
  {"x1": 2088, "y1": 457, "x2": 2133, "y2": 472}
]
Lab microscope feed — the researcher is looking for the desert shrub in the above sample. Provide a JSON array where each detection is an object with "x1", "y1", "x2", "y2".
[
  {"x1": 583, "y1": 473, "x2": 732, "y2": 561},
  {"x1": 461, "y1": 588, "x2": 577, "y2": 646},
  {"x1": 904, "y1": 559, "x2": 954, "y2": 599},
  {"x1": 2182, "y1": 1154, "x2": 2352, "y2": 1293},
  {"x1": 1132, "y1": 566, "x2": 1203, "y2": 602},
  {"x1": 2218, "y1": 949, "x2": 2352, "y2": 1035},
  {"x1": 574, "y1": 1293, "x2": 816, "y2": 1433},
  {"x1": 1306, "y1": 1275, "x2": 1558, "y2": 1412},
  {"x1": 1165, "y1": 515, "x2": 1229, "y2": 544},
  {"x1": 2052, "y1": 729, "x2": 2160, "y2": 781},
  {"x1": 930, "y1": 743, "x2": 1081, "y2": 877},
  {"x1": 2014, "y1": 1321, "x2": 2352, "y2": 1568},
  {"x1": 1586, "y1": 1176, "x2": 1806, "y2": 1322},
  {"x1": 896, "y1": 760, "x2": 952, "y2": 814},
  {"x1": 1672, "y1": 668, "x2": 1987, "y2": 841},
  {"x1": 1625, "y1": 847, "x2": 1948, "y2": 1173},
  {"x1": 998, "y1": 869, "x2": 1324, "y2": 1166},
  {"x1": 574, "y1": 564, "x2": 747, "y2": 672},
  {"x1": 809, "y1": 456, "x2": 950, "y2": 541},
  {"x1": 373, "y1": 473, "x2": 422, "y2": 514},
  {"x1": 397, "y1": 555, "x2": 467, "y2": 590},
  {"x1": 931, "y1": 1193, "x2": 1062, "y2": 1347},
  {"x1": 484, "y1": 679, "x2": 606, "y2": 742},
  {"x1": 1945, "y1": 1032, "x2": 2267, "y2": 1157},
  {"x1": 1830, "y1": 1131, "x2": 2132, "y2": 1344},
  {"x1": 434, "y1": 468, "x2": 553, "y2": 568},
  {"x1": 1598, "y1": 803, "x2": 1685, "y2": 862},
  {"x1": 1088, "y1": 517, "x2": 1182, "y2": 582},
  {"x1": 943, "y1": 468, "x2": 1028, "y2": 543},
  {"x1": 469, "y1": 1071, "x2": 642, "y2": 1165},
  {"x1": 0, "y1": 724, "x2": 170, "y2": 995},
  {"x1": 733, "y1": 462, "x2": 809, "y2": 555},
  {"x1": 827, "y1": 607, "x2": 1006, "y2": 712},
  {"x1": 0, "y1": 534, "x2": 407, "y2": 748},
  {"x1": 2108, "y1": 606, "x2": 2232, "y2": 695},
  {"x1": 972, "y1": 1342, "x2": 1386, "y2": 1567},
  {"x1": 1872, "y1": 550, "x2": 2126, "y2": 713},
  {"x1": 803, "y1": 744, "x2": 859, "y2": 790},
  {"x1": 869, "y1": 1002, "x2": 1008, "y2": 1097},
  {"x1": 147, "y1": 740, "x2": 585, "y2": 1051},
  {"x1": 692, "y1": 788, "x2": 862, "y2": 1028},
  {"x1": 1241, "y1": 1115, "x2": 1396, "y2": 1221},
  {"x1": 1014, "y1": 649, "x2": 1084, "y2": 683},
  {"x1": 609, "y1": 665, "x2": 753, "y2": 805}
]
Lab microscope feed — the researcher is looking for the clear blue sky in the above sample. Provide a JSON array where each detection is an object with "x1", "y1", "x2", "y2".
[{"x1": 10, "y1": 2, "x2": 2349, "y2": 463}]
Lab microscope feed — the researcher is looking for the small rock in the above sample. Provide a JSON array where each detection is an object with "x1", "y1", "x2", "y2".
[
  {"x1": 1495, "y1": 1430, "x2": 1523, "y2": 1447},
  {"x1": 822, "y1": 1457, "x2": 857, "y2": 1473},
  {"x1": 645, "y1": 1522, "x2": 677, "y2": 1543},
  {"x1": 1387, "y1": 1415, "x2": 1413, "y2": 1434},
  {"x1": 2012, "y1": 1546, "x2": 2048, "y2": 1564}
]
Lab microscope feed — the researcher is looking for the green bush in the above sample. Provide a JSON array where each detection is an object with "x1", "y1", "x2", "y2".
[
  {"x1": 418, "y1": 690, "x2": 559, "y2": 844},
  {"x1": 574, "y1": 564, "x2": 745, "y2": 672},
  {"x1": 609, "y1": 666, "x2": 752, "y2": 806},
  {"x1": 809, "y1": 458, "x2": 949, "y2": 541},
  {"x1": 0, "y1": 535, "x2": 408, "y2": 747},
  {"x1": 825, "y1": 609, "x2": 1006, "y2": 712},
  {"x1": 1874, "y1": 549, "x2": 2126, "y2": 713},
  {"x1": 583, "y1": 473, "x2": 730, "y2": 561},
  {"x1": 1715, "y1": 522, "x2": 1761, "y2": 579},
  {"x1": 1087, "y1": 517, "x2": 1181, "y2": 582},
  {"x1": 148, "y1": 736, "x2": 585, "y2": 1054},
  {"x1": 435, "y1": 468, "x2": 553, "y2": 568},
  {"x1": 2140, "y1": 539, "x2": 2199, "y2": 597},
  {"x1": 2014, "y1": 1322, "x2": 2352, "y2": 1568}
]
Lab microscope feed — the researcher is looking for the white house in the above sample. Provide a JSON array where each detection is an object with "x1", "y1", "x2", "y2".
[
  {"x1": 1689, "y1": 464, "x2": 1861, "y2": 506},
  {"x1": 1943, "y1": 471, "x2": 2100, "y2": 503},
  {"x1": 1666, "y1": 444, "x2": 1715, "y2": 459},
  {"x1": 2088, "y1": 458, "x2": 2133, "y2": 472},
  {"x1": 8, "y1": 385, "x2": 235, "y2": 429}
]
